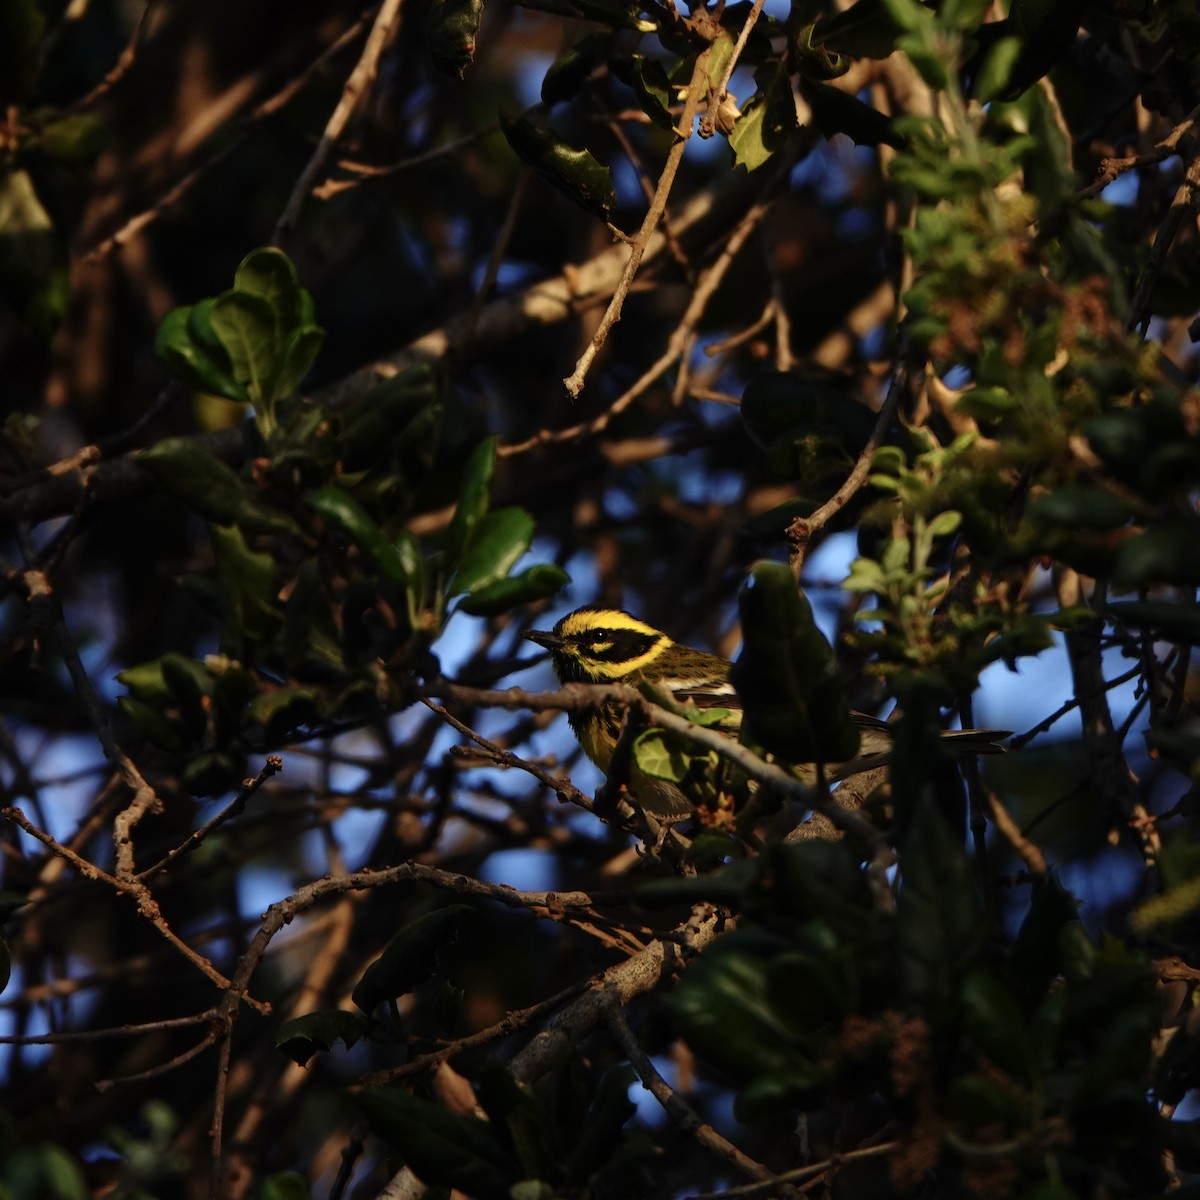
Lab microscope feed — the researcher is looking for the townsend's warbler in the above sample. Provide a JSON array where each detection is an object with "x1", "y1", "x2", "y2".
[{"x1": 523, "y1": 605, "x2": 1007, "y2": 817}]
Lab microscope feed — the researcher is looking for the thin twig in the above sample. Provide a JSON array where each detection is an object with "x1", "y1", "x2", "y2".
[
  {"x1": 1079, "y1": 101, "x2": 1200, "y2": 200},
  {"x1": 67, "y1": 0, "x2": 157, "y2": 112},
  {"x1": 786, "y1": 352, "x2": 909, "y2": 573},
  {"x1": 563, "y1": 45, "x2": 714, "y2": 397},
  {"x1": 697, "y1": 0, "x2": 767, "y2": 139},
  {"x1": 138, "y1": 755, "x2": 283, "y2": 882},
  {"x1": 604, "y1": 994, "x2": 783, "y2": 1188},
  {"x1": 2, "y1": 805, "x2": 252, "y2": 1000},
  {"x1": 508, "y1": 152, "x2": 790, "y2": 455},
  {"x1": 84, "y1": 13, "x2": 371, "y2": 260},
  {"x1": 273, "y1": 0, "x2": 405, "y2": 241}
]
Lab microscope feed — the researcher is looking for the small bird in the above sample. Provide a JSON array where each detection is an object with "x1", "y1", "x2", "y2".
[{"x1": 523, "y1": 605, "x2": 1008, "y2": 817}]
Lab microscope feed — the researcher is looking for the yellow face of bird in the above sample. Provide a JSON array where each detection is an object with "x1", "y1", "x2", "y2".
[{"x1": 522, "y1": 607, "x2": 675, "y2": 685}]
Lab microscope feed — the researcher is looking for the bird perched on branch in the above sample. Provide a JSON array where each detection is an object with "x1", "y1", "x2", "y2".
[{"x1": 523, "y1": 605, "x2": 1009, "y2": 817}]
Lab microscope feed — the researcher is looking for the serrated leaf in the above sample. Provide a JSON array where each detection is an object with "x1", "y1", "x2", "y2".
[
  {"x1": 542, "y1": 34, "x2": 605, "y2": 105},
  {"x1": 450, "y1": 507, "x2": 534, "y2": 597},
  {"x1": 791, "y1": 22, "x2": 846, "y2": 81},
  {"x1": 456, "y1": 562, "x2": 569, "y2": 616},
  {"x1": 730, "y1": 561, "x2": 860, "y2": 763},
  {"x1": 811, "y1": 0, "x2": 906, "y2": 58},
  {"x1": 500, "y1": 113, "x2": 615, "y2": 219},
  {"x1": 561, "y1": 0, "x2": 652, "y2": 29},
  {"x1": 632, "y1": 728, "x2": 692, "y2": 783},
  {"x1": 275, "y1": 1010, "x2": 368, "y2": 1066},
  {"x1": 628, "y1": 54, "x2": 674, "y2": 130},
  {"x1": 801, "y1": 80, "x2": 903, "y2": 148},
  {"x1": 352, "y1": 905, "x2": 474, "y2": 1013},
  {"x1": 429, "y1": 0, "x2": 484, "y2": 78},
  {"x1": 728, "y1": 61, "x2": 797, "y2": 171}
]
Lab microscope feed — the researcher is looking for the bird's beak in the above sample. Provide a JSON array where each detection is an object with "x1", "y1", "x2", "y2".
[{"x1": 522, "y1": 628, "x2": 563, "y2": 652}]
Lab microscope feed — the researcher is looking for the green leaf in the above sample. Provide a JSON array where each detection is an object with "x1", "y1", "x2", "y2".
[
  {"x1": 160, "y1": 652, "x2": 212, "y2": 739},
  {"x1": 666, "y1": 939, "x2": 804, "y2": 1079},
  {"x1": 560, "y1": 0, "x2": 653, "y2": 30},
  {"x1": 209, "y1": 290, "x2": 280, "y2": 408},
  {"x1": 741, "y1": 370, "x2": 876, "y2": 454},
  {"x1": 182, "y1": 751, "x2": 240, "y2": 797},
  {"x1": 275, "y1": 1010, "x2": 368, "y2": 1066},
  {"x1": 307, "y1": 485, "x2": 415, "y2": 586},
  {"x1": 541, "y1": 35, "x2": 605, "y2": 105},
  {"x1": 273, "y1": 326, "x2": 325, "y2": 399},
  {"x1": 896, "y1": 804, "x2": 985, "y2": 1011},
  {"x1": 0, "y1": 0, "x2": 46, "y2": 104},
  {"x1": 962, "y1": 966, "x2": 1037, "y2": 1081},
  {"x1": 1002, "y1": 0, "x2": 1085, "y2": 98},
  {"x1": 450, "y1": 507, "x2": 535, "y2": 597},
  {"x1": 811, "y1": 0, "x2": 906, "y2": 58},
  {"x1": 627, "y1": 54, "x2": 674, "y2": 130},
  {"x1": 212, "y1": 524, "x2": 280, "y2": 654},
  {"x1": 802, "y1": 80, "x2": 903, "y2": 148},
  {"x1": 260, "y1": 1171, "x2": 312, "y2": 1200},
  {"x1": 154, "y1": 307, "x2": 249, "y2": 402},
  {"x1": 0, "y1": 891, "x2": 28, "y2": 922},
  {"x1": 233, "y1": 247, "x2": 304, "y2": 334},
  {"x1": 476, "y1": 1061, "x2": 556, "y2": 1180},
  {"x1": 1112, "y1": 525, "x2": 1200, "y2": 587},
  {"x1": 456, "y1": 563, "x2": 569, "y2": 616},
  {"x1": 1028, "y1": 486, "x2": 1134, "y2": 531},
  {"x1": 117, "y1": 696, "x2": 185, "y2": 751},
  {"x1": 1010, "y1": 875, "x2": 1078, "y2": 1004},
  {"x1": 1105, "y1": 600, "x2": 1200, "y2": 646},
  {"x1": 247, "y1": 686, "x2": 321, "y2": 740},
  {"x1": 728, "y1": 61, "x2": 796, "y2": 172},
  {"x1": 138, "y1": 437, "x2": 259, "y2": 527},
  {"x1": 791, "y1": 22, "x2": 846, "y2": 80},
  {"x1": 448, "y1": 436, "x2": 497, "y2": 561},
  {"x1": 500, "y1": 113, "x2": 616, "y2": 219},
  {"x1": 352, "y1": 905, "x2": 474, "y2": 1012},
  {"x1": 429, "y1": 0, "x2": 484, "y2": 78},
  {"x1": 340, "y1": 365, "x2": 439, "y2": 474},
  {"x1": 730, "y1": 561, "x2": 860, "y2": 763},
  {"x1": 38, "y1": 111, "x2": 111, "y2": 164},
  {"x1": 972, "y1": 33, "x2": 1023, "y2": 104},
  {"x1": 356, "y1": 1087, "x2": 516, "y2": 1195},
  {"x1": 563, "y1": 1065, "x2": 637, "y2": 1182},
  {"x1": 632, "y1": 728, "x2": 692, "y2": 783}
]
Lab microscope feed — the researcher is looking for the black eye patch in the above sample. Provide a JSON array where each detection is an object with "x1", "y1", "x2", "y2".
[{"x1": 574, "y1": 629, "x2": 659, "y2": 662}]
